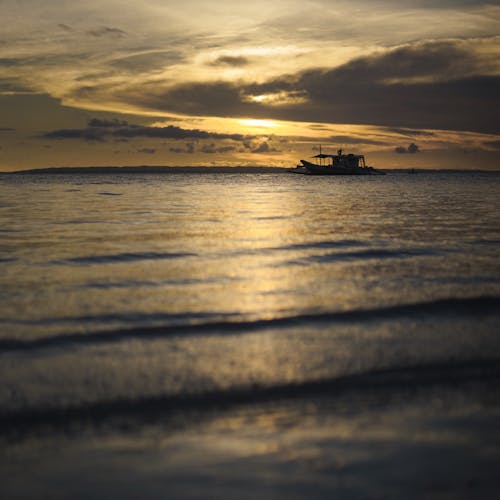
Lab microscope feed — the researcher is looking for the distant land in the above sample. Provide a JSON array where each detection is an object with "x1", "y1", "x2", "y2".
[
  {"x1": 2, "y1": 166, "x2": 287, "y2": 175},
  {"x1": 1, "y1": 166, "x2": 498, "y2": 175}
]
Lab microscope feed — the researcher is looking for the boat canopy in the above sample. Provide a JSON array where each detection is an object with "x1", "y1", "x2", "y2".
[{"x1": 313, "y1": 153, "x2": 364, "y2": 159}]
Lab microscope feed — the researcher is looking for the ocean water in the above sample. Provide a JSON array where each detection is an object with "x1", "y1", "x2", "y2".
[{"x1": 1, "y1": 170, "x2": 499, "y2": 499}]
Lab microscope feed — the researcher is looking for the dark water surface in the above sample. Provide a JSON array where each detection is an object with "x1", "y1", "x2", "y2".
[{"x1": 1, "y1": 171, "x2": 499, "y2": 499}]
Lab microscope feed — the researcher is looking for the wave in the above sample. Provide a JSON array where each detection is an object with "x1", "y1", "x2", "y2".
[
  {"x1": 0, "y1": 296, "x2": 498, "y2": 354},
  {"x1": 73, "y1": 277, "x2": 210, "y2": 290},
  {"x1": 252, "y1": 215, "x2": 293, "y2": 221},
  {"x1": 51, "y1": 219, "x2": 106, "y2": 225},
  {"x1": 0, "y1": 258, "x2": 17, "y2": 264},
  {"x1": 1, "y1": 311, "x2": 229, "y2": 327},
  {"x1": 60, "y1": 251, "x2": 197, "y2": 265},
  {"x1": 290, "y1": 247, "x2": 444, "y2": 265},
  {"x1": 1, "y1": 357, "x2": 499, "y2": 429},
  {"x1": 470, "y1": 239, "x2": 500, "y2": 246},
  {"x1": 274, "y1": 239, "x2": 368, "y2": 251}
]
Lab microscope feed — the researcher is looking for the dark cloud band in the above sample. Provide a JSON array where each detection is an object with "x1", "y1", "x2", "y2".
[
  {"x1": 99, "y1": 39, "x2": 499, "y2": 134},
  {"x1": 41, "y1": 121, "x2": 254, "y2": 142}
]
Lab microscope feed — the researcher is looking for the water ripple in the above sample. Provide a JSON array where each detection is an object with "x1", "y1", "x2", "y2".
[
  {"x1": 59, "y1": 251, "x2": 197, "y2": 265},
  {"x1": 1, "y1": 357, "x2": 499, "y2": 427},
  {"x1": 289, "y1": 247, "x2": 445, "y2": 265},
  {"x1": 275, "y1": 239, "x2": 368, "y2": 251},
  {"x1": 0, "y1": 296, "x2": 497, "y2": 354}
]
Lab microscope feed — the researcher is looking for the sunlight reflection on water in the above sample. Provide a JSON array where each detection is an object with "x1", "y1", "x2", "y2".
[{"x1": 1, "y1": 172, "x2": 499, "y2": 339}]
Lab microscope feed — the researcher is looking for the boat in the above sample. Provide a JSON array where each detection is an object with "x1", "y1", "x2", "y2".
[{"x1": 292, "y1": 148, "x2": 385, "y2": 175}]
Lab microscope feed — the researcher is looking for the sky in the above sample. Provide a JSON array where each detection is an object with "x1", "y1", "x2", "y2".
[{"x1": 0, "y1": 0, "x2": 499, "y2": 171}]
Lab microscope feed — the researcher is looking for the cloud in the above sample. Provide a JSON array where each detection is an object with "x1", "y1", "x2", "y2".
[
  {"x1": 250, "y1": 141, "x2": 280, "y2": 154},
  {"x1": 41, "y1": 128, "x2": 106, "y2": 142},
  {"x1": 384, "y1": 127, "x2": 436, "y2": 137},
  {"x1": 111, "y1": 124, "x2": 249, "y2": 141},
  {"x1": 408, "y1": 143, "x2": 420, "y2": 154},
  {"x1": 169, "y1": 142, "x2": 195, "y2": 154},
  {"x1": 329, "y1": 40, "x2": 491, "y2": 83},
  {"x1": 168, "y1": 141, "x2": 238, "y2": 154},
  {"x1": 395, "y1": 143, "x2": 420, "y2": 154},
  {"x1": 254, "y1": 1, "x2": 500, "y2": 51},
  {"x1": 483, "y1": 140, "x2": 500, "y2": 150},
  {"x1": 243, "y1": 90, "x2": 308, "y2": 106},
  {"x1": 88, "y1": 27, "x2": 127, "y2": 38},
  {"x1": 110, "y1": 51, "x2": 185, "y2": 73},
  {"x1": 209, "y1": 55, "x2": 249, "y2": 67},
  {"x1": 329, "y1": 135, "x2": 388, "y2": 146},
  {"x1": 40, "y1": 119, "x2": 255, "y2": 143},
  {"x1": 108, "y1": 39, "x2": 499, "y2": 134},
  {"x1": 384, "y1": 0, "x2": 500, "y2": 7},
  {"x1": 125, "y1": 81, "x2": 247, "y2": 116},
  {"x1": 201, "y1": 143, "x2": 237, "y2": 154},
  {"x1": 88, "y1": 118, "x2": 130, "y2": 128}
]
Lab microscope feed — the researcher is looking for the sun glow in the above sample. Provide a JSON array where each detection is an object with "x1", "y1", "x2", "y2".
[
  {"x1": 239, "y1": 119, "x2": 278, "y2": 128},
  {"x1": 243, "y1": 91, "x2": 309, "y2": 107}
]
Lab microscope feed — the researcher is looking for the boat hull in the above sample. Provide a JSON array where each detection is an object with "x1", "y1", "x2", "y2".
[{"x1": 300, "y1": 160, "x2": 383, "y2": 175}]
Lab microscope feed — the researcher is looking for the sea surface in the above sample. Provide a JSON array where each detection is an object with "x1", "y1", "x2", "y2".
[{"x1": 1, "y1": 170, "x2": 499, "y2": 499}]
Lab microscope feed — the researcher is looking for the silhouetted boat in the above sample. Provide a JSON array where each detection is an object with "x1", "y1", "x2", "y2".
[{"x1": 291, "y1": 148, "x2": 385, "y2": 175}]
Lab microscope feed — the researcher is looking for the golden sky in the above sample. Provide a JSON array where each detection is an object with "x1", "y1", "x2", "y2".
[{"x1": 1, "y1": 0, "x2": 499, "y2": 170}]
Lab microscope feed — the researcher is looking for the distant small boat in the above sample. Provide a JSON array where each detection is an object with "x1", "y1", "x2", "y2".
[{"x1": 291, "y1": 148, "x2": 385, "y2": 175}]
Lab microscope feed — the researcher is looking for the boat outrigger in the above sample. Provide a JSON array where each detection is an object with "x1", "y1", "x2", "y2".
[{"x1": 291, "y1": 148, "x2": 385, "y2": 175}]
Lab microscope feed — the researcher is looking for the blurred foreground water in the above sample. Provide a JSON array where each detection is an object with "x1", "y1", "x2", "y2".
[{"x1": 1, "y1": 171, "x2": 499, "y2": 499}]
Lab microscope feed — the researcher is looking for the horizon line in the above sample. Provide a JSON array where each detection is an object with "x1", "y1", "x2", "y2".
[{"x1": 2, "y1": 165, "x2": 500, "y2": 175}]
